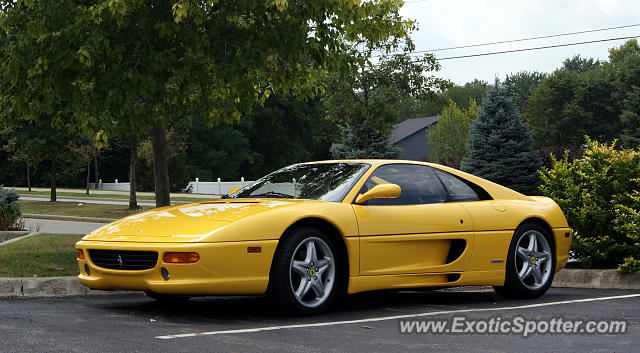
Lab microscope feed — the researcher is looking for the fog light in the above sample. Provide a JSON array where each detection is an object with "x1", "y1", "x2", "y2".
[
  {"x1": 163, "y1": 252, "x2": 199, "y2": 263},
  {"x1": 84, "y1": 264, "x2": 91, "y2": 276},
  {"x1": 77, "y1": 249, "x2": 85, "y2": 259},
  {"x1": 161, "y1": 267, "x2": 170, "y2": 281}
]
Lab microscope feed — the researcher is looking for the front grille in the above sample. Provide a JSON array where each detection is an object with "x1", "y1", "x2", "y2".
[{"x1": 88, "y1": 250, "x2": 158, "y2": 270}]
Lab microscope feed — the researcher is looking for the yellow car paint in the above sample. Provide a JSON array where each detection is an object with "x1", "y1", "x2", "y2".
[{"x1": 76, "y1": 159, "x2": 572, "y2": 297}]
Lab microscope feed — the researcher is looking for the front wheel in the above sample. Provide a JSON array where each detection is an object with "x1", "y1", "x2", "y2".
[
  {"x1": 268, "y1": 227, "x2": 342, "y2": 315},
  {"x1": 493, "y1": 223, "x2": 556, "y2": 299}
]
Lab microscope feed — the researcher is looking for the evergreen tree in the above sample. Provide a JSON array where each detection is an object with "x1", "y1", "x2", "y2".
[
  {"x1": 330, "y1": 123, "x2": 401, "y2": 159},
  {"x1": 461, "y1": 85, "x2": 541, "y2": 194}
]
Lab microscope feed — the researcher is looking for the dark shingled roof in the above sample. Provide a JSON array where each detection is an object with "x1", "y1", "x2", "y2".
[{"x1": 390, "y1": 116, "x2": 439, "y2": 144}]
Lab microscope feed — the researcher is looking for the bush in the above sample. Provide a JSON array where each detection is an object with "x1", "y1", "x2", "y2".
[
  {"x1": 0, "y1": 186, "x2": 23, "y2": 231},
  {"x1": 539, "y1": 138, "x2": 640, "y2": 272}
]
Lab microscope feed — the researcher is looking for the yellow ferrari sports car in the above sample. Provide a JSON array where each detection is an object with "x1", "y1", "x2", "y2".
[{"x1": 76, "y1": 160, "x2": 572, "y2": 314}]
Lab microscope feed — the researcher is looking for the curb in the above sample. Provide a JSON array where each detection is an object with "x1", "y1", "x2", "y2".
[
  {"x1": 0, "y1": 230, "x2": 31, "y2": 243},
  {"x1": 0, "y1": 277, "x2": 129, "y2": 297},
  {"x1": 552, "y1": 269, "x2": 640, "y2": 290},
  {"x1": 0, "y1": 231, "x2": 39, "y2": 246},
  {"x1": 22, "y1": 214, "x2": 115, "y2": 224}
]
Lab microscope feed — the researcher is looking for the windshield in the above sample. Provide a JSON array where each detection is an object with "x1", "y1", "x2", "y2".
[{"x1": 230, "y1": 163, "x2": 370, "y2": 202}]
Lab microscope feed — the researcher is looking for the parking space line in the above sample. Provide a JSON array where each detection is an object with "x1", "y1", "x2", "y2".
[{"x1": 155, "y1": 293, "x2": 640, "y2": 340}]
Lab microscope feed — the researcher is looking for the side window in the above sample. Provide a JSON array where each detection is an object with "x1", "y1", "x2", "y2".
[
  {"x1": 432, "y1": 169, "x2": 481, "y2": 202},
  {"x1": 360, "y1": 164, "x2": 446, "y2": 205}
]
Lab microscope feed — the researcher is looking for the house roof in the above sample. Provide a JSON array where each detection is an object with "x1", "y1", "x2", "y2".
[{"x1": 390, "y1": 116, "x2": 439, "y2": 144}]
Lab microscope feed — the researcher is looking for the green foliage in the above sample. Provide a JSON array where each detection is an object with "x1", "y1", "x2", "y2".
[
  {"x1": 461, "y1": 85, "x2": 541, "y2": 194},
  {"x1": 539, "y1": 139, "x2": 640, "y2": 272},
  {"x1": 330, "y1": 123, "x2": 401, "y2": 159},
  {"x1": 523, "y1": 65, "x2": 620, "y2": 148},
  {"x1": 618, "y1": 257, "x2": 640, "y2": 273},
  {"x1": 0, "y1": 186, "x2": 21, "y2": 231},
  {"x1": 415, "y1": 79, "x2": 489, "y2": 117},
  {"x1": 502, "y1": 71, "x2": 546, "y2": 113},
  {"x1": 610, "y1": 40, "x2": 640, "y2": 148},
  {"x1": 426, "y1": 99, "x2": 479, "y2": 168},
  {"x1": 325, "y1": 52, "x2": 449, "y2": 158},
  {"x1": 0, "y1": 0, "x2": 413, "y2": 135},
  {"x1": 444, "y1": 79, "x2": 489, "y2": 109},
  {"x1": 239, "y1": 94, "x2": 336, "y2": 178},
  {"x1": 562, "y1": 55, "x2": 601, "y2": 73},
  {"x1": 524, "y1": 40, "x2": 640, "y2": 149},
  {"x1": 1, "y1": 0, "x2": 413, "y2": 204}
]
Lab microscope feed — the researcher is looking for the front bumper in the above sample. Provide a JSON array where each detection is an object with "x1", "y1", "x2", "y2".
[{"x1": 75, "y1": 240, "x2": 278, "y2": 295}]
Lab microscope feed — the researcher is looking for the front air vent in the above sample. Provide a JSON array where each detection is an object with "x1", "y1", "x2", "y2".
[{"x1": 88, "y1": 250, "x2": 158, "y2": 270}]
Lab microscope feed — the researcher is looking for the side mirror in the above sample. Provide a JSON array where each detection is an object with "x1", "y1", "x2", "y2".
[
  {"x1": 228, "y1": 186, "x2": 240, "y2": 196},
  {"x1": 355, "y1": 183, "x2": 401, "y2": 204}
]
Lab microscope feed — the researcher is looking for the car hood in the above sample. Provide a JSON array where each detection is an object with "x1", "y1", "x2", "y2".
[{"x1": 82, "y1": 199, "x2": 298, "y2": 242}]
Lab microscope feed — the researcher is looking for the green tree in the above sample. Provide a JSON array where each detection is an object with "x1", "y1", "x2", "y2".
[
  {"x1": 502, "y1": 71, "x2": 546, "y2": 113},
  {"x1": 330, "y1": 123, "x2": 401, "y2": 159},
  {"x1": 562, "y1": 54, "x2": 601, "y2": 73},
  {"x1": 523, "y1": 65, "x2": 620, "y2": 148},
  {"x1": 461, "y1": 85, "x2": 541, "y2": 194},
  {"x1": 609, "y1": 40, "x2": 640, "y2": 148},
  {"x1": 0, "y1": 126, "x2": 43, "y2": 191},
  {"x1": 0, "y1": 119, "x2": 74, "y2": 202},
  {"x1": 1, "y1": 0, "x2": 412, "y2": 206},
  {"x1": 240, "y1": 94, "x2": 337, "y2": 178},
  {"x1": 324, "y1": 52, "x2": 449, "y2": 158},
  {"x1": 414, "y1": 79, "x2": 488, "y2": 118},
  {"x1": 426, "y1": 99, "x2": 479, "y2": 168},
  {"x1": 444, "y1": 79, "x2": 490, "y2": 109}
]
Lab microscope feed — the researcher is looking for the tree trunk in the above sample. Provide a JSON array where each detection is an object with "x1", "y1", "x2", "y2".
[
  {"x1": 50, "y1": 158, "x2": 57, "y2": 202},
  {"x1": 93, "y1": 155, "x2": 99, "y2": 185},
  {"x1": 129, "y1": 137, "x2": 138, "y2": 210},
  {"x1": 26, "y1": 161, "x2": 31, "y2": 192},
  {"x1": 363, "y1": 126, "x2": 369, "y2": 158},
  {"x1": 151, "y1": 122, "x2": 171, "y2": 207},
  {"x1": 86, "y1": 158, "x2": 91, "y2": 195}
]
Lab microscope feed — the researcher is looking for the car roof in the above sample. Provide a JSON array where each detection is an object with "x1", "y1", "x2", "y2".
[{"x1": 297, "y1": 159, "x2": 430, "y2": 166}]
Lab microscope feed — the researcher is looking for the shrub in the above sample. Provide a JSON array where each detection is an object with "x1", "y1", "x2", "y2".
[
  {"x1": 0, "y1": 186, "x2": 23, "y2": 231},
  {"x1": 539, "y1": 139, "x2": 640, "y2": 272}
]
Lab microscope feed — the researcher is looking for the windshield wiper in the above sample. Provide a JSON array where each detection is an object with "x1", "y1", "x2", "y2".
[{"x1": 249, "y1": 191, "x2": 295, "y2": 199}]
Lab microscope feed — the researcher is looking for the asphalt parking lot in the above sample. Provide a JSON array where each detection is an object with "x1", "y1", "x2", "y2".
[{"x1": 1, "y1": 287, "x2": 638, "y2": 353}]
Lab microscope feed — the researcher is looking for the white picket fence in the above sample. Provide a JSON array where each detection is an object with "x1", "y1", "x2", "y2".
[
  {"x1": 185, "y1": 178, "x2": 255, "y2": 195},
  {"x1": 90, "y1": 178, "x2": 255, "y2": 195},
  {"x1": 89, "y1": 180, "x2": 129, "y2": 192}
]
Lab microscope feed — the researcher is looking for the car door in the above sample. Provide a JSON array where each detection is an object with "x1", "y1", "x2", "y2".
[
  {"x1": 353, "y1": 164, "x2": 474, "y2": 276},
  {"x1": 431, "y1": 167, "x2": 512, "y2": 273}
]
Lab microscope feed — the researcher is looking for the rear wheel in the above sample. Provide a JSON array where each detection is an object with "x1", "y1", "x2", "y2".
[
  {"x1": 493, "y1": 223, "x2": 555, "y2": 299},
  {"x1": 269, "y1": 227, "x2": 342, "y2": 315}
]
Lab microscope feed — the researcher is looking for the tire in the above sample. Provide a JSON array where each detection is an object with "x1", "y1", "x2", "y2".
[
  {"x1": 144, "y1": 291, "x2": 191, "y2": 302},
  {"x1": 268, "y1": 226, "x2": 343, "y2": 315},
  {"x1": 493, "y1": 222, "x2": 556, "y2": 299}
]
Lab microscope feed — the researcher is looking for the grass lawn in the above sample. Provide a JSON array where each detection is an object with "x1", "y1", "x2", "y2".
[
  {"x1": 18, "y1": 190, "x2": 216, "y2": 202},
  {"x1": 19, "y1": 200, "x2": 150, "y2": 219},
  {"x1": 0, "y1": 233, "x2": 84, "y2": 277}
]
